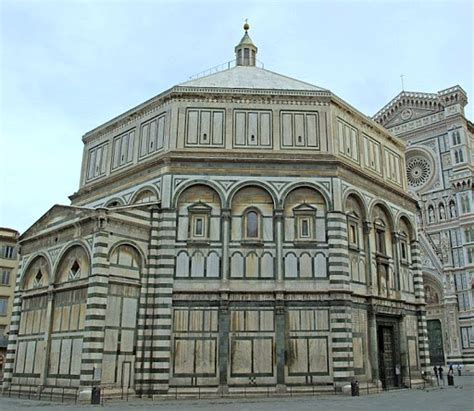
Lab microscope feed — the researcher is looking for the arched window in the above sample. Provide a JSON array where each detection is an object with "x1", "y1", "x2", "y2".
[
  {"x1": 33, "y1": 270, "x2": 43, "y2": 288},
  {"x1": 245, "y1": 210, "x2": 259, "y2": 239},
  {"x1": 68, "y1": 260, "x2": 81, "y2": 280},
  {"x1": 133, "y1": 189, "x2": 157, "y2": 204},
  {"x1": 374, "y1": 219, "x2": 386, "y2": 255}
]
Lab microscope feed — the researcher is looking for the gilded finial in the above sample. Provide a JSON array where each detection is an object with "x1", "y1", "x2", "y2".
[{"x1": 243, "y1": 18, "x2": 249, "y2": 31}]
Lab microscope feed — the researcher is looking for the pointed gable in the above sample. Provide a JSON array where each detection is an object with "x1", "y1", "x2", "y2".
[{"x1": 20, "y1": 205, "x2": 94, "y2": 240}]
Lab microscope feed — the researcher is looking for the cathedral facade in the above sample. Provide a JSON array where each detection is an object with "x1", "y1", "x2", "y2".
[
  {"x1": 3, "y1": 27, "x2": 430, "y2": 398},
  {"x1": 374, "y1": 88, "x2": 474, "y2": 368}
]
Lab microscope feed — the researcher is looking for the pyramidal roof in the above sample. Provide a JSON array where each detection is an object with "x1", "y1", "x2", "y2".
[
  {"x1": 178, "y1": 65, "x2": 327, "y2": 92},
  {"x1": 178, "y1": 22, "x2": 327, "y2": 93}
]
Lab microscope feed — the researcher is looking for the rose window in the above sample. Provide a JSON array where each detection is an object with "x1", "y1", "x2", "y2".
[{"x1": 406, "y1": 156, "x2": 432, "y2": 188}]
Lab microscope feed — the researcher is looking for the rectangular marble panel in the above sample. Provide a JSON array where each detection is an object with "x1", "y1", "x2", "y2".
[
  {"x1": 408, "y1": 339, "x2": 418, "y2": 367},
  {"x1": 71, "y1": 338, "x2": 83, "y2": 375},
  {"x1": 15, "y1": 341, "x2": 26, "y2": 373},
  {"x1": 189, "y1": 310, "x2": 204, "y2": 332},
  {"x1": 195, "y1": 339, "x2": 216, "y2": 375},
  {"x1": 294, "y1": 114, "x2": 305, "y2": 146},
  {"x1": 253, "y1": 338, "x2": 273, "y2": 374},
  {"x1": 248, "y1": 112, "x2": 258, "y2": 145},
  {"x1": 34, "y1": 339, "x2": 45, "y2": 374},
  {"x1": 235, "y1": 112, "x2": 246, "y2": 145},
  {"x1": 353, "y1": 336, "x2": 364, "y2": 369},
  {"x1": 174, "y1": 339, "x2": 195, "y2": 375},
  {"x1": 260, "y1": 112, "x2": 271, "y2": 146},
  {"x1": 282, "y1": 113, "x2": 292, "y2": 146},
  {"x1": 24, "y1": 340, "x2": 35, "y2": 374},
  {"x1": 122, "y1": 297, "x2": 137, "y2": 328},
  {"x1": 174, "y1": 309, "x2": 189, "y2": 332},
  {"x1": 306, "y1": 114, "x2": 318, "y2": 147},
  {"x1": 59, "y1": 338, "x2": 72, "y2": 375},
  {"x1": 200, "y1": 111, "x2": 211, "y2": 144},
  {"x1": 104, "y1": 329, "x2": 119, "y2": 352},
  {"x1": 308, "y1": 337, "x2": 328, "y2": 374},
  {"x1": 288, "y1": 338, "x2": 307, "y2": 374},
  {"x1": 102, "y1": 353, "x2": 116, "y2": 383},
  {"x1": 231, "y1": 338, "x2": 252, "y2": 375},
  {"x1": 121, "y1": 330, "x2": 135, "y2": 353},
  {"x1": 186, "y1": 110, "x2": 199, "y2": 144},
  {"x1": 48, "y1": 339, "x2": 60, "y2": 375},
  {"x1": 106, "y1": 296, "x2": 121, "y2": 327},
  {"x1": 212, "y1": 112, "x2": 224, "y2": 145}
]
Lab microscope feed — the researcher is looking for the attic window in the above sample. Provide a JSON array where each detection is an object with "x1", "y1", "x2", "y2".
[{"x1": 69, "y1": 260, "x2": 81, "y2": 280}]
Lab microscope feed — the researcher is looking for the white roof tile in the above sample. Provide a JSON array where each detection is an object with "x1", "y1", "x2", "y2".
[{"x1": 178, "y1": 65, "x2": 326, "y2": 92}]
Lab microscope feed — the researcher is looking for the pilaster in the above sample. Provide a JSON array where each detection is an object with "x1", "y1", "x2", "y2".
[
  {"x1": 149, "y1": 207, "x2": 176, "y2": 396},
  {"x1": 2, "y1": 257, "x2": 25, "y2": 388},
  {"x1": 79, "y1": 222, "x2": 110, "y2": 391},
  {"x1": 410, "y1": 239, "x2": 430, "y2": 373}
]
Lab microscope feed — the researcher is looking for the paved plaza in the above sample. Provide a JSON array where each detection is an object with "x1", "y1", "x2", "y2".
[{"x1": 0, "y1": 376, "x2": 473, "y2": 411}]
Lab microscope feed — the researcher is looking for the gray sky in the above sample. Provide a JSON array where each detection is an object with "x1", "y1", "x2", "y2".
[{"x1": 1, "y1": 0, "x2": 473, "y2": 233}]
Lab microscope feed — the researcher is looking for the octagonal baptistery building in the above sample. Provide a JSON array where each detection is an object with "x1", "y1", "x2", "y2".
[{"x1": 4, "y1": 27, "x2": 430, "y2": 399}]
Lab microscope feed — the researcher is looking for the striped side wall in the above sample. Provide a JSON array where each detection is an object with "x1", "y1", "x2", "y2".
[
  {"x1": 2, "y1": 258, "x2": 24, "y2": 388},
  {"x1": 327, "y1": 211, "x2": 354, "y2": 388},
  {"x1": 327, "y1": 212, "x2": 350, "y2": 290},
  {"x1": 79, "y1": 230, "x2": 110, "y2": 388},
  {"x1": 410, "y1": 240, "x2": 430, "y2": 372},
  {"x1": 148, "y1": 208, "x2": 176, "y2": 396},
  {"x1": 135, "y1": 206, "x2": 157, "y2": 395}
]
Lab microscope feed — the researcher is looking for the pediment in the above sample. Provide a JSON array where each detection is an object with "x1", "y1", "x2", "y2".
[
  {"x1": 293, "y1": 203, "x2": 317, "y2": 213},
  {"x1": 187, "y1": 201, "x2": 212, "y2": 213},
  {"x1": 373, "y1": 90, "x2": 444, "y2": 128},
  {"x1": 384, "y1": 107, "x2": 439, "y2": 128},
  {"x1": 21, "y1": 205, "x2": 94, "y2": 240}
]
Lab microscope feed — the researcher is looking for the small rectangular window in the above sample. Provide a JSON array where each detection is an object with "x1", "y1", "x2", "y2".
[
  {"x1": 0, "y1": 297, "x2": 8, "y2": 316},
  {"x1": 1, "y1": 270, "x2": 10, "y2": 285},
  {"x1": 301, "y1": 219, "x2": 310, "y2": 238},
  {"x1": 348, "y1": 223, "x2": 358, "y2": 246},
  {"x1": 194, "y1": 217, "x2": 204, "y2": 237}
]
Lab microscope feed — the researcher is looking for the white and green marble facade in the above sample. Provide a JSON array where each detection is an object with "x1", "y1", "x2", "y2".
[
  {"x1": 3, "y1": 28, "x2": 431, "y2": 398},
  {"x1": 375, "y1": 86, "x2": 474, "y2": 368}
]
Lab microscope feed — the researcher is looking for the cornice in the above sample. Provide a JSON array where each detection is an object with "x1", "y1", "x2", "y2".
[
  {"x1": 71, "y1": 149, "x2": 416, "y2": 208},
  {"x1": 82, "y1": 87, "x2": 333, "y2": 145}
]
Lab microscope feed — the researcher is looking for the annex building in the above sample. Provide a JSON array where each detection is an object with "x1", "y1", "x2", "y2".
[
  {"x1": 3, "y1": 26, "x2": 431, "y2": 398},
  {"x1": 374, "y1": 88, "x2": 474, "y2": 368}
]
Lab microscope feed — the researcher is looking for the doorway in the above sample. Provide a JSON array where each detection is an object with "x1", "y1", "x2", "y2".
[
  {"x1": 377, "y1": 325, "x2": 397, "y2": 389},
  {"x1": 427, "y1": 319, "x2": 445, "y2": 366}
]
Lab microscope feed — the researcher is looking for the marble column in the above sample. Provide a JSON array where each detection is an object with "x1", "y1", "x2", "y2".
[
  {"x1": 368, "y1": 307, "x2": 379, "y2": 383},
  {"x1": 363, "y1": 221, "x2": 373, "y2": 287},
  {"x1": 274, "y1": 209, "x2": 284, "y2": 283},
  {"x1": 40, "y1": 288, "x2": 54, "y2": 385},
  {"x1": 221, "y1": 208, "x2": 231, "y2": 282}
]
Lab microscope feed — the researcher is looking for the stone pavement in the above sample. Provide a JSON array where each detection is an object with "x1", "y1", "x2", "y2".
[{"x1": 0, "y1": 376, "x2": 473, "y2": 411}]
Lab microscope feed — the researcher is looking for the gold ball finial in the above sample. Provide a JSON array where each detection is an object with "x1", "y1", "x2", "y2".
[{"x1": 243, "y1": 19, "x2": 249, "y2": 31}]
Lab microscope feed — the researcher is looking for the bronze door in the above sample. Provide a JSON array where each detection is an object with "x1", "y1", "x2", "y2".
[
  {"x1": 427, "y1": 320, "x2": 445, "y2": 366},
  {"x1": 378, "y1": 326, "x2": 396, "y2": 388}
]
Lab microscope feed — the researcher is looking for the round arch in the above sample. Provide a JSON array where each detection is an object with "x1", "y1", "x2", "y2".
[
  {"x1": 129, "y1": 185, "x2": 160, "y2": 205},
  {"x1": 53, "y1": 241, "x2": 92, "y2": 283},
  {"x1": 227, "y1": 180, "x2": 277, "y2": 209},
  {"x1": 343, "y1": 190, "x2": 368, "y2": 220},
  {"x1": 172, "y1": 180, "x2": 225, "y2": 209},
  {"x1": 395, "y1": 212, "x2": 417, "y2": 240},
  {"x1": 20, "y1": 252, "x2": 52, "y2": 289},
  {"x1": 108, "y1": 240, "x2": 147, "y2": 271},
  {"x1": 368, "y1": 200, "x2": 395, "y2": 230},
  {"x1": 279, "y1": 182, "x2": 331, "y2": 210},
  {"x1": 105, "y1": 197, "x2": 124, "y2": 207}
]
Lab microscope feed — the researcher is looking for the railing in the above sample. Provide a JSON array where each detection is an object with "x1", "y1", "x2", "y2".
[
  {"x1": 1, "y1": 385, "x2": 79, "y2": 403},
  {"x1": 187, "y1": 58, "x2": 265, "y2": 81}
]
